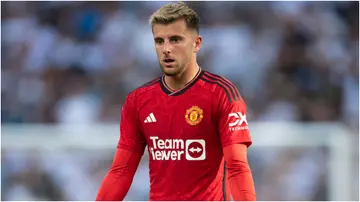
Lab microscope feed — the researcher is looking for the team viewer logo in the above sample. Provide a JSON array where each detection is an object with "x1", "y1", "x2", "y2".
[
  {"x1": 149, "y1": 136, "x2": 206, "y2": 161},
  {"x1": 185, "y1": 139, "x2": 206, "y2": 160},
  {"x1": 185, "y1": 106, "x2": 203, "y2": 126}
]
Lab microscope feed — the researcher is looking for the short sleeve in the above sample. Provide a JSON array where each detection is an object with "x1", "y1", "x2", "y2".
[
  {"x1": 117, "y1": 91, "x2": 147, "y2": 155},
  {"x1": 217, "y1": 90, "x2": 252, "y2": 148}
]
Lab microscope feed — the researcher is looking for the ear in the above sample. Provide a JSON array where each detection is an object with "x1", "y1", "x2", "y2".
[{"x1": 194, "y1": 35, "x2": 202, "y2": 53}]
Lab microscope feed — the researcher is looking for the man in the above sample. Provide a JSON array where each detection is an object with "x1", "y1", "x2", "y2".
[{"x1": 96, "y1": 2, "x2": 256, "y2": 201}]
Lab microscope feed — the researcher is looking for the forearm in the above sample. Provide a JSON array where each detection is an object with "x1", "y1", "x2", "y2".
[
  {"x1": 224, "y1": 144, "x2": 256, "y2": 201},
  {"x1": 227, "y1": 160, "x2": 256, "y2": 200},
  {"x1": 96, "y1": 148, "x2": 142, "y2": 201}
]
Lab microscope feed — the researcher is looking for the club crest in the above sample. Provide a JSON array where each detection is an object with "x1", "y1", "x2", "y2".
[{"x1": 185, "y1": 106, "x2": 203, "y2": 126}]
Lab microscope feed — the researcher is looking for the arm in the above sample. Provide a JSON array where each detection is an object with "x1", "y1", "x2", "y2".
[
  {"x1": 96, "y1": 148, "x2": 142, "y2": 201},
  {"x1": 216, "y1": 85, "x2": 256, "y2": 201},
  {"x1": 223, "y1": 144, "x2": 256, "y2": 201},
  {"x1": 96, "y1": 92, "x2": 146, "y2": 201}
]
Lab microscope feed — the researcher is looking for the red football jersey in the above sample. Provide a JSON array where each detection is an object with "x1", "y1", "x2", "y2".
[{"x1": 118, "y1": 68, "x2": 252, "y2": 201}]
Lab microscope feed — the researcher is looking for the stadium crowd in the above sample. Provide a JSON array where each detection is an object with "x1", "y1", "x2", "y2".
[{"x1": 1, "y1": 1, "x2": 358, "y2": 201}]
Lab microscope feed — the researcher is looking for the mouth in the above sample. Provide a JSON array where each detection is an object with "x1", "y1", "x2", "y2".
[{"x1": 163, "y1": 58, "x2": 175, "y2": 65}]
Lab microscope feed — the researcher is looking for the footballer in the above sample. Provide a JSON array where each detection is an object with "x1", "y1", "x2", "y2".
[{"x1": 96, "y1": 2, "x2": 256, "y2": 201}]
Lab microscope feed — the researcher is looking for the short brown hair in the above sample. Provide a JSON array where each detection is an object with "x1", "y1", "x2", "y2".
[{"x1": 149, "y1": 2, "x2": 200, "y2": 34}]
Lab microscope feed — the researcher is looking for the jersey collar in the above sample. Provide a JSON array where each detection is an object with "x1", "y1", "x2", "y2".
[{"x1": 160, "y1": 67, "x2": 204, "y2": 96}]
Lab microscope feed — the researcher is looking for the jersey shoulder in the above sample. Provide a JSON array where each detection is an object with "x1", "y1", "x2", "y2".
[
  {"x1": 126, "y1": 77, "x2": 161, "y2": 102},
  {"x1": 200, "y1": 70, "x2": 242, "y2": 103}
]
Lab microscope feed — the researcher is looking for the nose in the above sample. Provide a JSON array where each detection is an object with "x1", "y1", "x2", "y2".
[{"x1": 162, "y1": 41, "x2": 171, "y2": 55}]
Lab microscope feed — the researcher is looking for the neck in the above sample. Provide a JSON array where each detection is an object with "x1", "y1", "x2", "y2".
[{"x1": 164, "y1": 62, "x2": 199, "y2": 91}]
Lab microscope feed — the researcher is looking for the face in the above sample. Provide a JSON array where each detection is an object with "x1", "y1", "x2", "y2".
[{"x1": 152, "y1": 19, "x2": 202, "y2": 77}]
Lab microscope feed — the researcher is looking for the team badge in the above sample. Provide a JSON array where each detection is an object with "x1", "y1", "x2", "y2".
[{"x1": 185, "y1": 106, "x2": 203, "y2": 126}]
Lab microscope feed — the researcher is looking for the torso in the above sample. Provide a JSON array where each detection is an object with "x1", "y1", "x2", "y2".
[{"x1": 134, "y1": 69, "x2": 228, "y2": 200}]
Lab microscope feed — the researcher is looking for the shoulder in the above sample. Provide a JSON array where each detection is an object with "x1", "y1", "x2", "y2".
[
  {"x1": 200, "y1": 70, "x2": 242, "y2": 103},
  {"x1": 126, "y1": 76, "x2": 161, "y2": 102}
]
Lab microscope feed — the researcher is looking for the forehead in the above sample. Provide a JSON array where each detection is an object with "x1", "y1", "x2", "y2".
[{"x1": 152, "y1": 19, "x2": 190, "y2": 38}]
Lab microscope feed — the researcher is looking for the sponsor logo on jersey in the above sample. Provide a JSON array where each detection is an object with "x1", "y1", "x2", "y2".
[
  {"x1": 185, "y1": 106, "x2": 203, "y2": 126},
  {"x1": 149, "y1": 136, "x2": 206, "y2": 161},
  {"x1": 228, "y1": 112, "x2": 248, "y2": 131}
]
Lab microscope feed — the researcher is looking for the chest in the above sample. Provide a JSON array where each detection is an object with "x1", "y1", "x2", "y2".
[{"x1": 138, "y1": 94, "x2": 216, "y2": 140}]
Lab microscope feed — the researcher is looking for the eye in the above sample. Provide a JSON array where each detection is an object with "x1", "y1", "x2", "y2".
[
  {"x1": 170, "y1": 37, "x2": 180, "y2": 43},
  {"x1": 154, "y1": 38, "x2": 164, "y2": 45}
]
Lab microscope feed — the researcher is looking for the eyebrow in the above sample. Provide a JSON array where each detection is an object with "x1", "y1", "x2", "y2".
[
  {"x1": 154, "y1": 34, "x2": 184, "y2": 39},
  {"x1": 170, "y1": 35, "x2": 184, "y2": 39}
]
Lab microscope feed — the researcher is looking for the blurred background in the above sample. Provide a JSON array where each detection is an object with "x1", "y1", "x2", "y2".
[{"x1": 1, "y1": 1, "x2": 359, "y2": 201}]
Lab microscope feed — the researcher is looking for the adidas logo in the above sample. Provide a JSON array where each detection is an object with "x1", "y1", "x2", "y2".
[{"x1": 144, "y1": 113, "x2": 157, "y2": 123}]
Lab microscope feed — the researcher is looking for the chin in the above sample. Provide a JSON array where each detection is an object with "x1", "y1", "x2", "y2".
[
  {"x1": 161, "y1": 65, "x2": 181, "y2": 76},
  {"x1": 164, "y1": 72, "x2": 179, "y2": 77},
  {"x1": 163, "y1": 69, "x2": 180, "y2": 77}
]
